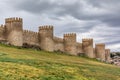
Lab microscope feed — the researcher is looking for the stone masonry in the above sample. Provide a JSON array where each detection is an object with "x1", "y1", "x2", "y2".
[
  {"x1": 95, "y1": 44, "x2": 106, "y2": 61},
  {"x1": 0, "y1": 17, "x2": 111, "y2": 61}
]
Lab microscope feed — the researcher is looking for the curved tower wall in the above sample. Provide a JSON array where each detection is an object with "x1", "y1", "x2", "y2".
[
  {"x1": 82, "y1": 39, "x2": 95, "y2": 58},
  {"x1": 105, "y1": 49, "x2": 111, "y2": 62},
  {"x1": 64, "y1": 33, "x2": 77, "y2": 55},
  {"x1": 95, "y1": 43, "x2": 106, "y2": 61},
  {"x1": 5, "y1": 17, "x2": 23, "y2": 46},
  {"x1": 39, "y1": 25, "x2": 54, "y2": 51}
]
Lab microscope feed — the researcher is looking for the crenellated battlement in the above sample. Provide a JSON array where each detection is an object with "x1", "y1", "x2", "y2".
[
  {"x1": 39, "y1": 25, "x2": 53, "y2": 31},
  {"x1": 5, "y1": 17, "x2": 22, "y2": 23},
  {"x1": 82, "y1": 38, "x2": 93, "y2": 46},
  {"x1": 64, "y1": 33, "x2": 76, "y2": 37},
  {"x1": 54, "y1": 37, "x2": 63, "y2": 43},
  {"x1": 0, "y1": 17, "x2": 110, "y2": 61},
  {"x1": 82, "y1": 38, "x2": 93, "y2": 42},
  {"x1": 96, "y1": 43, "x2": 105, "y2": 46},
  {"x1": 64, "y1": 33, "x2": 76, "y2": 40},
  {"x1": 23, "y1": 30, "x2": 38, "y2": 34}
]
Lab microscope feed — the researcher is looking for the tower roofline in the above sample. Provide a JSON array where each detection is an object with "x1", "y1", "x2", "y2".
[
  {"x1": 96, "y1": 43, "x2": 105, "y2": 46},
  {"x1": 5, "y1": 17, "x2": 22, "y2": 23},
  {"x1": 39, "y1": 25, "x2": 53, "y2": 31}
]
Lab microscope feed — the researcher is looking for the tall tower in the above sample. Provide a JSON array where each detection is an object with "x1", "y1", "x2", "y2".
[
  {"x1": 82, "y1": 39, "x2": 95, "y2": 58},
  {"x1": 64, "y1": 33, "x2": 77, "y2": 55},
  {"x1": 39, "y1": 25, "x2": 54, "y2": 51},
  {"x1": 5, "y1": 17, "x2": 23, "y2": 46},
  {"x1": 105, "y1": 49, "x2": 111, "y2": 62},
  {"x1": 95, "y1": 43, "x2": 105, "y2": 61}
]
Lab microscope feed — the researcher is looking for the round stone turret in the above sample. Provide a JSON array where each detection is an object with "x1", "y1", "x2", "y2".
[
  {"x1": 95, "y1": 43, "x2": 106, "y2": 61},
  {"x1": 82, "y1": 38, "x2": 95, "y2": 58},
  {"x1": 105, "y1": 49, "x2": 111, "y2": 62},
  {"x1": 39, "y1": 25, "x2": 54, "y2": 51},
  {"x1": 5, "y1": 17, "x2": 23, "y2": 46},
  {"x1": 64, "y1": 33, "x2": 77, "y2": 55}
]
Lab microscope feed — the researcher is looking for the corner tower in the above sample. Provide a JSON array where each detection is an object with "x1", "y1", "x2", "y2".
[
  {"x1": 5, "y1": 17, "x2": 23, "y2": 46},
  {"x1": 82, "y1": 39, "x2": 95, "y2": 58},
  {"x1": 39, "y1": 25, "x2": 54, "y2": 51},
  {"x1": 64, "y1": 33, "x2": 77, "y2": 55},
  {"x1": 95, "y1": 43, "x2": 105, "y2": 61}
]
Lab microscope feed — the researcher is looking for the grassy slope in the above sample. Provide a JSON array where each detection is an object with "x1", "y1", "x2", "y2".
[{"x1": 0, "y1": 44, "x2": 119, "y2": 80}]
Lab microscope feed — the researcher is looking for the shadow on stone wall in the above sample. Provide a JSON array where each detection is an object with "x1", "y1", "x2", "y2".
[{"x1": 22, "y1": 43, "x2": 41, "y2": 50}]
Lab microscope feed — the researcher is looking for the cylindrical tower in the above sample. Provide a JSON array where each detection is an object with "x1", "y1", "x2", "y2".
[
  {"x1": 95, "y1": 43, "x2": 105, "y2": 61},
  {"x1": 82, "y1": 39, "x2": 95, "y2": 58},
  {"x1": 64, "y1": 33, "x2": 77, "y2": 55},
  {"x1": 5, "y1": 17, "x2": 23, "y2": 46},
  {"x1": 105, "y1": 49, "x2": 111, "y2": 62},
  {"x1": 39, "y1": 25, "x2": 54, "y2": 51}
]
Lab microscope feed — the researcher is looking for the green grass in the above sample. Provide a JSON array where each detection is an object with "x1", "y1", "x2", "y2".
[{"x1": 0, "y1": 44, "x2": 119, "y2": 80}]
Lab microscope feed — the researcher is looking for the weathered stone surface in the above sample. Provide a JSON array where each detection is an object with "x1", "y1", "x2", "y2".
[
  {"x1": 95, "y1": 44, "x2": 106, "y2": 61},
  {"x1": 5, "y1": 17, "x2": 23, "y2": 46},
  {"x1": 0, "y1": 17, "x2": 111, "y2": 61},
  {"x1": 64, "y1": 33, "x2": 77, "y2": 55},
  {"x1": 39, "y1": 25, "x2": 54, "y2": 51},
  {"x1": 82, "y1": 39, "x2": 95, "y2": 58},
  {"x1": 105, "y1": 49, "x2": 111, "y2": 62}
]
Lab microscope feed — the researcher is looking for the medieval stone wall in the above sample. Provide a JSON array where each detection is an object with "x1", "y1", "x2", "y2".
[
  {"x1": 0, "y1": 25, "x2": 6, "y2": 40},
  {"x1": 0, "y1": 17, "x2": 111, "y2": 61},
  {"x1": 53, "y1": 37, "x2": 64, "y2": 52},
  {"x1": 23, "y1": 30, "x2": 39, "y2": 46},
  {"x1": 93, "y1": 48, "x2": 96, "y2": 57},
  {"x1": 76, "y1": 42, "x2": 83, "y2": 55}
]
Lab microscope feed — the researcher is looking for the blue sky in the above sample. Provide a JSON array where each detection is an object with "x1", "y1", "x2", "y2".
[{"x1": 0, "y1": 0, "x2": 120, "y2": 52}]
